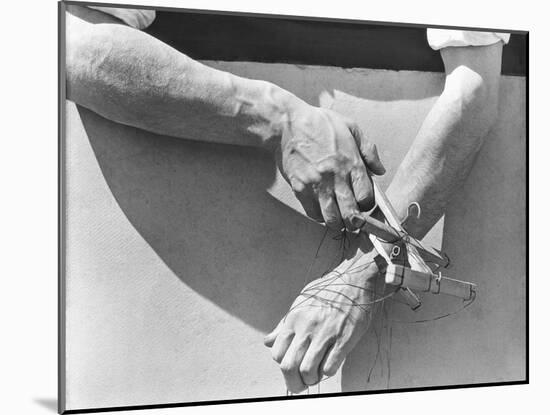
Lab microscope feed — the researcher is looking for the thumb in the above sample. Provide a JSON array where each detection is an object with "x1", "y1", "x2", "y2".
[{"x1": 350, "y1": 125, "x2": 386, "y2": 176}]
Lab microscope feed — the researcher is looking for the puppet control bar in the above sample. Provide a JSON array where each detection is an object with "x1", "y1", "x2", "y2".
[
  {"x1": 385, "y1": 264, "x2": 476, "y2": 301},
  {"x1": 351, "y1": 182, "x2": 476, "y2": 302}
]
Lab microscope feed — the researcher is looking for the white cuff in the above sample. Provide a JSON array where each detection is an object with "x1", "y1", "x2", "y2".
[{"x1": 427, "y1": 29, "x2": 510, "y2": 50}]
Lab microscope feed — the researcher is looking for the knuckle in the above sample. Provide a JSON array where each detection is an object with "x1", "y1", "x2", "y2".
[
  {"x1": 305, "y1": 169, "x2": 322, "y2": 184},
  {"x1": 283, "y1": 312, "x2": 299, "y2": 325},
  {"x1": 285, "y1": 309, "x2": 303, "y2": 322},
  {"x1": 291, "y1": 182, "x2": 305, "y2": 194}
]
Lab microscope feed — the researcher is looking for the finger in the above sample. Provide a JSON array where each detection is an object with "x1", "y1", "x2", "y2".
[
  {"x1": 289, "y1": 176, "x2": 306, "y2": 194},
  {"x1": 270, "y1": 330, "x2": 295, "y2": 364},
  {"x1": 318, "y1": 190, "x2": 344, "y2": 231},
  {"x1": 288, "y1": 170, "x2": 324, "y2": 223},
  {"x1": 349, "y1": 125, "x2": 386, "y2": 176},
  {"x1": 294, "y1": 187, "x2": 323, "y2": 222},
  {"x1": 350, "y1": 164, "x2": 375, "y2": 212},
  {"x1": 334, "y1": 174, "x2": 360, "y2": 230},
  {"x1": 320, "y1": 343, "x2": 348, "y2": 378},
  {"x1": 284, "y1": 152, "x2": 322, "y2": 187},
  {"x1": 264, "y1": 319, "x2": 284, "y2": 347},
  {"x1": 280, "y1": 336, "x2": 311, "y2": 393},
  {"x1": 299, "y1": 337, "x2": 335, "y2": 386}
]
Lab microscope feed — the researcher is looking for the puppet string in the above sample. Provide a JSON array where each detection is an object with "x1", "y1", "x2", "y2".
[
  {"x1": 389, "y1": 292, "x2": 477, "y2": 324},
  {"x1": 284, "y1": 222, "x2": 472, "y2": 394}
]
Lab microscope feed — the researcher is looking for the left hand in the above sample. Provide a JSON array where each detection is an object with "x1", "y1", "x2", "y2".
[
  {"x1": 277, "y1": 105, "x2": 386, "y2": 231},
  {"x1": 263, "y1": 247, "x2": 383, "y2": 393}
]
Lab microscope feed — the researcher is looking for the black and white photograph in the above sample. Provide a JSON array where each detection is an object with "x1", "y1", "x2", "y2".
[
  {"x1": 57, "y1": 1, "x2": 528, "y2": 413},
  {"x1": 55, "y1": 0, "x2": 528, "y2": 413}
]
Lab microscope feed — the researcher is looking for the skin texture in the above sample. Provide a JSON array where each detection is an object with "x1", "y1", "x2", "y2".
[
  {"x1": 65, "y1": 6, "x2": 384, "y2": 231},
  {"x1": 278, "y1": 107, "x2": 385, "y2": 229},
  {"x1": 65, "y1": 5, "x2": 503, "y2": 393},
  {"x1": 264, "y1": 42, "x2": 503, "y2": 393},
  {"x1": 264, "y1": 233, "x2": 385, "y2": 390}
]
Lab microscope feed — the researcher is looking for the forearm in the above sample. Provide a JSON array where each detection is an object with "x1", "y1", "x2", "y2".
[
  {"x1": 66, "y1": 17, "x2": 305, "y2": 148},
  {"x1": 385, "y1": 66, "x2": 499, "y2": 239},
  {"x1": 347, "y1": 45, "x2": 502, "y2": 267}
]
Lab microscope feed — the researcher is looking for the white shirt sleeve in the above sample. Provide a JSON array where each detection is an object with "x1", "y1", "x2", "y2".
[
  {"x1": 86, "y1": 6, "x2": 156, "y2": 30},
  {"x1": 427, "y1": 29, "x2": 510, "y2": 50}
]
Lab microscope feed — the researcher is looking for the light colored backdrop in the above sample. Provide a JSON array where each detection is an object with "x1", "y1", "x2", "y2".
[{"x1": 63, "y1": 61, "x2": 526, "y2": 410}]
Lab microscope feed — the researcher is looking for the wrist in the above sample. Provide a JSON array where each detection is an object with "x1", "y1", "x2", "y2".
[
  {"x1": 258, "y1": 82, "x2": 309, "y2": 151},
  {"x1": 337, "y1": 235, "x2": 384, "y2": 286}
]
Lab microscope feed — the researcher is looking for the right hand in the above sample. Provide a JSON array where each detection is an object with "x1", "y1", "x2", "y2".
[
  {"x1": 278, "y1": 104, "x2": 385, "y2": 231},
  {"x1": 264, "y1": 237, "x2": 383, "y2": 393}
]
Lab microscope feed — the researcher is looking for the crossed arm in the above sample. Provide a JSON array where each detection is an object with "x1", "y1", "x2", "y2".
[{"x1": 264, "y1": 42, "x2": 504, "y2": 393}]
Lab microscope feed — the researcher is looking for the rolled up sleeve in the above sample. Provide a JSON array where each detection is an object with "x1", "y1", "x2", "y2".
[{"x1": 427, "y1": 29, "x2": 510, "y2": 50}]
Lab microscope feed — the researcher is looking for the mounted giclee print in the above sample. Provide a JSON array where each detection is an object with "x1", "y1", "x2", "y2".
[{"x1": 59, "y1": 1, "x2": 528, "y2": 413}]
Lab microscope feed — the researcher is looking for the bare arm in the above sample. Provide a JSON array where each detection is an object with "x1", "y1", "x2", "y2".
[
  {"x1": 65, "y1": 8, "x2": 385, "y2": 230},
  {"x1": 66, "y1": 10, "x2": 299, "y2": 148},
  {"x1": 265, "y1": 42, "x2": 504, "y2": 393},
  {"x1": 386, "y1": 42, "x2": 502, "y2": 238}
]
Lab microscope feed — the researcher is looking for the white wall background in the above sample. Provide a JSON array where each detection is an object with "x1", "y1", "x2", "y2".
[
  {"x1": 62, "y1": 61, "x2": 525, "y2": 410},
  {"x1": 0, "y1": 1, "x2": 545, "y2": 415}
]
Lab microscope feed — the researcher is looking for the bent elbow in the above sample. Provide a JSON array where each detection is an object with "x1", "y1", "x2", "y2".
[
  {"x1": 66, "y1": 24, "x2": 103, "y2": 102},
  {"x1": 66, "y1": 23, "x2": 123, "y2": 104},
  {"x1": 446, "y1": 66, "x2": 500, "y2": 138},
  {"x1": 467, "y1": 74, "x2": 499, "y2": 133}
]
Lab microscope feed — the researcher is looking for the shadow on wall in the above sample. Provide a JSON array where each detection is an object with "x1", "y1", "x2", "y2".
[
  {"x1": 77, "y1": 105, "x2": 343, "y2": 334},
  {"x1": 75, "y1": 70, "x2": 525, "y2": 393}
]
